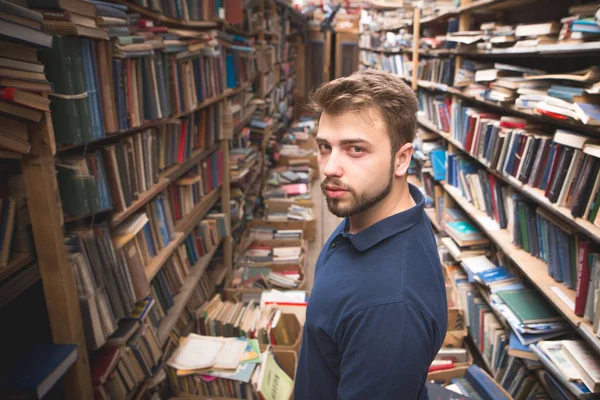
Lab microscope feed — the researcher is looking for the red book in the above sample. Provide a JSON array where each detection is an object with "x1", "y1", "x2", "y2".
[
  {"x1": 489, "y1": 174, "x2": 499, "y2": 223},
  {"x1": 171, "y1": 185, "x2": 181, "y2": 220},
  {"x1": 538, "y1": 109, "x2": 569, "y2": 120},
  {"x1": 464, "y1": 114, "x2": 477, "y2": 153},
  {"x1": 178, "y1": 120, "x2": 188, "y2": 163},
  {"x1": 575, "y1": 240, "x2": 591, "y2": 316},
  {"x1": 90, "y1": 346, "x2": 120, "y2": 386},
  {"x1": 0, "y1": 87, "x2": 50, "y2": 112},
  {"x1": 428, "y1": 362, "x2": 455, "y2": 372},
  {"x1": 138, "y1": 19, "x2": 154, "y2": 29},
  {"x1": 125, "y1": 59, "x2": 134, "y2": 126}
]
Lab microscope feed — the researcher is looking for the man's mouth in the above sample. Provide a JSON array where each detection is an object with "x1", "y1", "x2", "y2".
[{"x1": 324, "y1": 186, "x2": 349, "y2": 199}]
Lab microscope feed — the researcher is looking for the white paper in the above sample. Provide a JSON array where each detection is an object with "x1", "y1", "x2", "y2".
[
  {"x1": 167, "y1": 334, "x2": 226, "y2": 371},
  {"x1": 213, "y1": 339, "x2": 248, "y2": 370}
]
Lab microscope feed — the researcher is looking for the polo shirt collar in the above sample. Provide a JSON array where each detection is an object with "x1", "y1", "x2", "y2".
[{"x1": 341, "y1": 183, "x2": 425, "y2": 252}]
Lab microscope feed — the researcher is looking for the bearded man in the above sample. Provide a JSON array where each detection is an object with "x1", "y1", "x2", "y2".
[{"x1": 294, "y1": 69, "x2": 448, "y2": 400}]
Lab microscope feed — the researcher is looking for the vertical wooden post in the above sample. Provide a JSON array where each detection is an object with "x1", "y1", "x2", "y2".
[
  {"x1": 220, "y1": 138, "x2": 233, "y2": 272},
  {"x1": 411, "y1": 7, "x2": 421, "y2": 91},
  {"x1": 454, "y1": 0, "x2": 472, "y2": 82},
  {"x1": 21, "y1": 114, "x2": 93, "y2": 399}
]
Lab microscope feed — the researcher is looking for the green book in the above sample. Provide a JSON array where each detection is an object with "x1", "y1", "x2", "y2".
[{"x1": 497, "y1": 288, "x2": 562, "y2": 325}]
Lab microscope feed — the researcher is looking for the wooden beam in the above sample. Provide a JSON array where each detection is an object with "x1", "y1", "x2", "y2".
[
  {"x1": 28, "y1": 109, "x2": 55, "y2": 156},
  {"x1": 411, "y1": 7, "x2": 421, "y2": 91},
  {"x1": 21, "y1": 148, "x2": 93, "y2": 399},
  {"x1": 220, "y1": 139, "x2": 233, "y2": 272}
]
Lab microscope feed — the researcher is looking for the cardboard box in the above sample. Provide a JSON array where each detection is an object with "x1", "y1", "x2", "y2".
[
  {"x1": 427, "y1": 365, "x2": 468, "y2": 386},
  {"x1": 279, "y1": 153, "x2": 318, "y2": 169},
  {"x1": 256, "y1": 199, "x2": 317, "y2": 242}
]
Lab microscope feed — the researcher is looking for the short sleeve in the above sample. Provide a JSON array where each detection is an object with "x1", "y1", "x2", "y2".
[{"x1": 336, "y1": 301, "x2": 436, "y2": 400}]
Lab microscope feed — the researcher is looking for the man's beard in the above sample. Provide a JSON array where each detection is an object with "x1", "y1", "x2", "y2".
[{"x1": 320, "y1": 165, "x2": 394, "y2": 218}]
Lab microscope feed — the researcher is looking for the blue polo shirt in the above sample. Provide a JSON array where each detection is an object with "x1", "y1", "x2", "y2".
[{"x1": 294, "y1": 183, "x2": 448, "y2": 400}]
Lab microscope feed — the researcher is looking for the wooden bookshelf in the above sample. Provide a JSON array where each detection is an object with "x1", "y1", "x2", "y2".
[
  {"x1": 174, "y1": 185, "x2": 222, "y2": 234},
  {"x1": 110, "y1": 178, "x2": 171, "y2": 228},
  {"x1": 160, "y1": 144, "x2": 221, "y2": 182},
  {"x1": 416, "y1": 116, "x2": 600, "y2": 246},
  {"x1": 208, "y1": 261, "x2": 230, "y2": 286},
  {"x1": 442, "y1": 183, "x2": 600, "y2": 355},
  {"x1": 0, "y1": 252, "x2": 35, "y2": 283},
  {"x1": 412, "y1": 79, "x2": 600, "y2": 138},
  {"x1": 145, "y1": 232, "x2": 185, "y2": 281},
  {"x1": 157, "y1": 237, "x2": 224, "y2": 344}
]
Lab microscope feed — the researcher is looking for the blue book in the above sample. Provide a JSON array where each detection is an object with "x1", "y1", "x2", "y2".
[
  {"x1": 185, "y1": 235, "x2": 199, "y2": 264},
  {"x1": 93, "y1": 151, "x2": 112, "y2": 210},
  {"x1": 226, "y1": 53, "x2": 237, "y2": 89},
  {"x1": 571, "y1": 18, "x2": 600, "y2": 33},
  {"x1": 142, "y1": 224, "x2": 157, "y2": 258},
  {"x1": 80, "y1": 38, "x2": 103, "y2": 139},
  {"x1": 0, "y1": 344, "x2": 77, "y2": 399},
  {"x1": 475, "y1": 267, "x2": 515, "y2": 285},
  {"x1": 465, "y1": 364, "x2": 511, "y2": 400},
  {"x1": 154, "y1": 198, "x2": 171, "y2": 246},
  {"x1": 430, "y1": 149, "x2": 447, "y2": 181},
  {"x1": 539, "y1": 145, "x2": 556, "y2": 191},
  {"x1": 508, "y1": 332, "x2": 533, "y2": 358},
  {"x1": 547, "y1": 85, "x2": 585, "y2": 103}
]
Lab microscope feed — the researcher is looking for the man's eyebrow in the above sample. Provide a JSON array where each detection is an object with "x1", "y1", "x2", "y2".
[
  {"x1": 339, "y1": 138, "x2": 369, "y2": 146},
  {"x1": 315, "y1": 137, "x2": 371, "y2": 146}
]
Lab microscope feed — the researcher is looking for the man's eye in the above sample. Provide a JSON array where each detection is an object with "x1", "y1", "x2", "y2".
[
  {"x1": 318, "y1": 143, "x2": 331, "y2": 151},
  {"x1": 350, "y1": 146, "x2": 364, "y2": 153}
]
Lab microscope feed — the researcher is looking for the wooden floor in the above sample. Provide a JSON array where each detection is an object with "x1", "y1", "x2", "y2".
[{"x1": 305, "y1": 183, "x2": 342, "y2": 290}]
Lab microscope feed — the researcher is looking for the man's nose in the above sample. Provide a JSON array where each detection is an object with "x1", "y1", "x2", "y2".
[{"x1": 321, "y1": 150, "x2": 343, "y2": 178}]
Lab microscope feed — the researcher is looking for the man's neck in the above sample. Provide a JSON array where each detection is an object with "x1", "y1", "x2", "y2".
[{"x1": 347, "y1": 183, "x2": 416, "y2": 234}]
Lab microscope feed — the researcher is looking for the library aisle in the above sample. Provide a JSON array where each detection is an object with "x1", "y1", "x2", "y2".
[{"x1": 3, "y1": 0, "x2": 600, "y2": 399}]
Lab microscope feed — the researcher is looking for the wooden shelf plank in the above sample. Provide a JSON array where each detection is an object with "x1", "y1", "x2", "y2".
[
  {"x1": 160, "y1": 144, "x2": 220, "y2": 182},
  {"x1": 416, "y1": 117, "x2": 600, "y2": 245},
  {"x1": 0, "y1": 263, "x2": 40, "y2": 309},
  {"x1": 110, "y1": 0, "x2": 218, "y2": 28},
  {"x1": 442, "y1": 183, "x2": 600, "y2": 355},
  {"x1": 57, "y1": 86, "x2": 248, "y2": 154},
  {"x1": 0, "y1": 252, "x2": 35, "y2": 283},
  {"x1": 111, "y1": 178, "x2": 171, "y2": 228},
  {"x1": 145, "y1": 232, "x2": 186, "y2": 281},
  {"x1": 157, "y1": 238, "x2": 224, "y2": 344},
  {"x1": 144, "y1": 186, "x2": 222, "y2": 280},
  {"x1": 174, "y1": 186, "x2": 222, "y2": 234}
]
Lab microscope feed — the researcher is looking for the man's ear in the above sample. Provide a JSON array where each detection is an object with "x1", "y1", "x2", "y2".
[{"x1": 393, "y1": 142, "x2": 414, "y2": 177}]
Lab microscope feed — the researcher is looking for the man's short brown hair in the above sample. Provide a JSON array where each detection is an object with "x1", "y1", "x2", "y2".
[{"x1": 308, "y1": 69, "x2": 418, "y2": 154}]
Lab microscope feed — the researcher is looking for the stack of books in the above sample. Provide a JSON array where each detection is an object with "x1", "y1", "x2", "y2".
[
  {"x1": 168, "y1": 337, "x2": 295, "y2": 399},
  {"x1": 0, "y1": 2, "x2": 53, "y2": 154},
  {"x1": 531, "y1": 339, "x2": 600, "y2": 398},
  {"x1": 90, "y1": 310, "x2": 163, "y2": 400}
]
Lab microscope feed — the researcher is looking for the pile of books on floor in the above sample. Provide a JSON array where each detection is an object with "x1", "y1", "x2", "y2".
[
  {"x1": 167, "y1": 336, "x2": 295, "y2": 399},
  {"x1": 193, "y1": 294, "x2": 302, "y2": 347}
]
